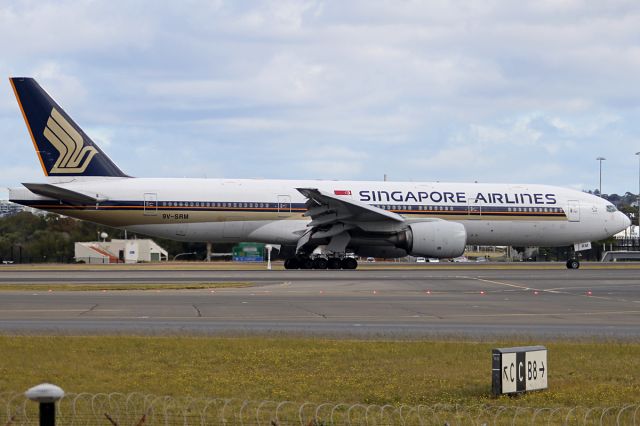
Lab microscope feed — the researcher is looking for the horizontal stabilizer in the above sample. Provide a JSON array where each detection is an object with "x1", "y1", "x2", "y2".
[{"x1": 22, "y1": 183, "x2": 100, "y2": 204}]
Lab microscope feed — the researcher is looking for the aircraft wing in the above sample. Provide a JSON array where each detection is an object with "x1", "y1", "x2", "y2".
[
  {"x1": 296, "y1": 188, "x2": 405, "y2": 226},
  {"x1": 295, "y1": 187, "x2": 406, "y2": 253}
]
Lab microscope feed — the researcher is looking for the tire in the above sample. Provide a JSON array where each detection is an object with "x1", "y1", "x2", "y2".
[
  {"x1": 341, "y1": 257, "x2": 358, "y2": 270},
  {"x1": 312, "y1": 258, "x2": 328, "y2": 269},
  {"x1": 299, "y1": 257, "x2": 313, "y2": 270},
  {"x1": 566, "y1": 259, "x2": 580, "y2": 269},
  {"x1": 284, "y1": 258, "x2": 299, "y2": 270},
  {"x1": 327, "y1": 258, "x2": 342, "y2": 269}
]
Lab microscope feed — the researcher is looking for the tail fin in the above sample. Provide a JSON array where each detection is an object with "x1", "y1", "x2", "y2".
[{"x1": 9, "y1": 77, "x2": 128, "y2": 177}]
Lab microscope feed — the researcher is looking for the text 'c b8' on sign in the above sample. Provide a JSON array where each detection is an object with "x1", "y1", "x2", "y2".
[{"x1": 492, "y1": 346, "x2": 547, "y2": 396}]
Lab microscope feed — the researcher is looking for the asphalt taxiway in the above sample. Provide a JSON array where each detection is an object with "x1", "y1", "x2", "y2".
[{"x1": 0, "y1": 267, "x2": 639, "y2": 338}]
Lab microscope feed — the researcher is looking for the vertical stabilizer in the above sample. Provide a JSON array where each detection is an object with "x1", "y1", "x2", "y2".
[{"x1": 9, "y1": 77, "x2": 127, "y2": 177}]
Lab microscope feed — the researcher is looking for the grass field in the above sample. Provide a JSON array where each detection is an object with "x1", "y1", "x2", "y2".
[{"x1": 0, "y1": 335, "x2": 638, "y2": 407}]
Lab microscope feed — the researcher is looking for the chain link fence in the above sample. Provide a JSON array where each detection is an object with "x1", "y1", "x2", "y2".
[{"x1": 2, "y1": 392, "x2": 639, "y2": 425}]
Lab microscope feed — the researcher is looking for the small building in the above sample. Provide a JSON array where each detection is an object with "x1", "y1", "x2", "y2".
[
  {"x1": 615, "y1": 225, "x2": 638, "y2": 239},
  {"x1": 75, "y1": 239, "x2": 168, "y2": 264},
  {"x1": 0, "y1": 200, "x2": 24, "y2": 217}
]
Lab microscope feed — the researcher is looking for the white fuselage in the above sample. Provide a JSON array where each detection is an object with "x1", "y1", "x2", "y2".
[{"x1": 10, "y1": 177, "x2": 630, "y2": 253}]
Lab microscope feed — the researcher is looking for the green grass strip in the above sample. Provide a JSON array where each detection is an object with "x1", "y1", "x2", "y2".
[{"x1": 0, "y1": 336, "x2": 638, "y2": 407}]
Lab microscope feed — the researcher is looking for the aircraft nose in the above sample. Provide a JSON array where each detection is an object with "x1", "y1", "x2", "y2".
[{"x1": 617, "y1": 212, "x2": 631, "y2": 231}]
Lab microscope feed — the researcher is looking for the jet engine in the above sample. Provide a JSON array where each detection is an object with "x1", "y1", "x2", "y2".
[
  {"x1": 405, "y1": 220, "x2": 467, "y2": 258},
  {"x1": 351, "y1": 246, "x2": 409, "y2": 259}
]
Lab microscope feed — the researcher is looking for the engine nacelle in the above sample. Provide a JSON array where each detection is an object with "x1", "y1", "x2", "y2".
[
  {"x1": 406, "y1": 220, "x2": 467, "y2": 258},
  {"x1": 353, "y1": 246, "x2": 409, "y2": 259}
]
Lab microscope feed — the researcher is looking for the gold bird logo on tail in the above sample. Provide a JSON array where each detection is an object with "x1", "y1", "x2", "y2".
[{"x1": 43, "y1": 108, "x2": 97, "y2": 173}]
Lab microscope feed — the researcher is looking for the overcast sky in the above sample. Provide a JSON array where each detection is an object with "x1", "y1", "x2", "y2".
[{"x1": 1, "y1": 0, "x2": 639, "y2": 198}]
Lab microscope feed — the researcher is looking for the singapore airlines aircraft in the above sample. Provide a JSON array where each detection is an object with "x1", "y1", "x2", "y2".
[{"x1": 7, "y1": 77, "x2": 631, "y2": 269}]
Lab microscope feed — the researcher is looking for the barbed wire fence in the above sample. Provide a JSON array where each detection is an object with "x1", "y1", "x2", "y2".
[{"x1": 2, "y1": 392, "x2": 639, "y2": 425}]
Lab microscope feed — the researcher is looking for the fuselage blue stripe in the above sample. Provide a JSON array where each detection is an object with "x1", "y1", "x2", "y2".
[{"x1": 12, "y1": 199, "x2": 567, "y2": 217}]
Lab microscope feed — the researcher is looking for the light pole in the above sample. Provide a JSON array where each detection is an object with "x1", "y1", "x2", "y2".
[
  {"x1": 596, "y1": 157, "x2": 606, "y2": 197},
  {"x1": 173, "y1": 252, "x2": 197, "y2": 261},
  {"x1": 636, "y1": 152, "x2": 640, "y2": 227}
]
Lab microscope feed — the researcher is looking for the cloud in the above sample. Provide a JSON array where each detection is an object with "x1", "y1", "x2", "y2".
[
  {"x1": 85, "y1": 127, "x2": 114, "y2": 148},
  {"x1": 1, "y1": 165, "x2": 44, "y2": 188},
  {"x1": 236, "y1": 0, "x2": 323, "y2": 33},
  {"x1": 0, "y1": 0, "x2": 639, "y2": 194},
  {"x1": 298, "y1": 145, "x2": 366, "y2": 178},
  {"x1": 0, "y1": 1, "x2": 154, "y2": 55},
  {"x1": 146, "y1": 52, "x2": 332, "y2": 106},
  {"x1": 29, "y1": 62, "x2": 89, "y2": 107}
]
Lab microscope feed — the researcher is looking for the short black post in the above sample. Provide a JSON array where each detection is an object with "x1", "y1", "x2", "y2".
[
  {"x1": 25, "y1": 383, "x2": 64, "y2": 426},
  {"x1": 40, "y1": 402, "x2": 56, "y2": 426}
]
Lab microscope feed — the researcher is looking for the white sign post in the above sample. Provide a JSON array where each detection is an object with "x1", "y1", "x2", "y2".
[
  {"x1": 492, "y1": 346, "x2": 547, "y2": 395},
  {"x1": 265, "y1": 245, "x2": 272, "y2": 270}
]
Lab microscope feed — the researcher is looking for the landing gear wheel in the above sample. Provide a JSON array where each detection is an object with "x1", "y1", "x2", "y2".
[
  {"x1": 566, "y1": 259, "x2": 580, "y2": 269},
  {"x1": 341, "y1": 257, "x2": 358, "y2": 270},
  {"x1": 298, "y1": 257, "x2": 313, "y2": 270},
  {"x1": 327, "y1": 258, "x2": 342, "y2": 270},
  {"x1": 312, "y1": 258, "x2": 328, "y2": 269},
  {"x1": 284, "y1": 258, "x2": 299, "y2": 270}
]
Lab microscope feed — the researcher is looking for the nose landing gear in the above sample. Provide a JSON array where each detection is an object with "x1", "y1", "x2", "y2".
[
  {"x1": 565, "y1": 244, "x2": 583, "y2": 269},
  {"x1": 566, "y1": 259, "x2": 580, "y2": 269}
]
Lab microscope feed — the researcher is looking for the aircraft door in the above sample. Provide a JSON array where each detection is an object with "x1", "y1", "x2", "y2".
[
  {"x1": 467, "y1": 198, "x2": 482, "y2": 219},
  {"x1": 567, "y1": 200, "x2": 580, "y2": 222},
  {"x1": 143, "y1": 193, "x2": 158, "y2": 216},
  {"x1": 277, "y1": 195, "x2": 291, "y2": 217}
]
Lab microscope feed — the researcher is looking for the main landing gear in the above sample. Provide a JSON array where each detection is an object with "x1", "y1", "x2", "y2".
[{"x1": 284, "y1": 256, "x2": 358, "y2": 270}]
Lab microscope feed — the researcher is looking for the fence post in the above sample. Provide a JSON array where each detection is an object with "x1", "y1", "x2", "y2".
[{"x1": 25, "y1": 383, "x2": 65, "y2": 426}]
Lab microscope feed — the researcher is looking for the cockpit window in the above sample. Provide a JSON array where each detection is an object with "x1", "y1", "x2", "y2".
[{"x1": 606, "y1": 205, "x2": 617, "y2": 213}]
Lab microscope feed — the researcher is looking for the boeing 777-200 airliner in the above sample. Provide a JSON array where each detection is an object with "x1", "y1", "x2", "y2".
[{"x1": 7, "y1": 77, "x2": 631, "y2": 269}]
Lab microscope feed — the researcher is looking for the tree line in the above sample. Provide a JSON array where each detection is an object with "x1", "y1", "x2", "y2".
[
  {"x1": 0, "y1": 212, "x2": 211, "y2": 263},
  {"x1": 589, "y1": 190, "x2": 639, "y2": 221}
]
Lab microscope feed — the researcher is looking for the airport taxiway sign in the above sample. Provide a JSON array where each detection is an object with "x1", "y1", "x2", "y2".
[{"x1": 492, "y1": 346, "x2": 547, "y2": 395}]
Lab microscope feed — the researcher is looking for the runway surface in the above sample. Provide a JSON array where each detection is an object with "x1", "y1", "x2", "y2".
[{"x1": 1, "y1": 267, "x2": 639, "y2": 338}]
